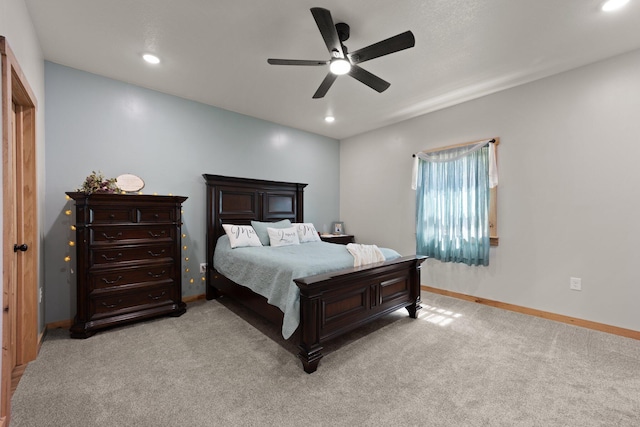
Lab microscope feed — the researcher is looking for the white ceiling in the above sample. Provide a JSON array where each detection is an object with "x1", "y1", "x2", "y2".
[{"x1": 24, "y1": 0, "x2": 640, "y2": 140}]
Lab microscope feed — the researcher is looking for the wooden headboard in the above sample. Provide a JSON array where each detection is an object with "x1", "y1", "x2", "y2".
[{"x1": 203, "y1": 174, "x2": 308, "y2": 266}]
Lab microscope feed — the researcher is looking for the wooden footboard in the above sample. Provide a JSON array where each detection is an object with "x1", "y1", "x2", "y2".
[{"x1": 294, "y1": 255, "x2": 425, "y2": 373}]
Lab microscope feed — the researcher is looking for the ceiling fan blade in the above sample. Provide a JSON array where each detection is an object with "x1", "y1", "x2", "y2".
[
  {"x1": 312, "y1": 73, "x2": 338, "y2": 99},
  {"x1": 268, "y1": 59, "x2": 329, "y2": 66},
  {"x1": 310, "y1": 7, "x2": 345, "y2": 58},
  {"x1": 347, "y1": 31, "x2": 415, "y2": 64},
  {"x1": 348, "y1": 65, "x2": 390, "y2": 93}
]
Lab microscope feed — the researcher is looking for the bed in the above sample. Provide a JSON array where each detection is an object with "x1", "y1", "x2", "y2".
[{"x1": 204, "y1": 174, "x2": 426, "y2": 373}]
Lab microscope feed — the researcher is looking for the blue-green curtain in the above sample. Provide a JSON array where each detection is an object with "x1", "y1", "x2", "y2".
[{"x1": 415, "y1": 145, "x2": 491, "y2": 266}]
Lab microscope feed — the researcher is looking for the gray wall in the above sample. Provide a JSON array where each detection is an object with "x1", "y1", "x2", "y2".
[
  {"x1": 340, "y1": 48, "x2": 640, "y2": 332},
  {"x1": 44, "y1": 62, "x2": 340, "y2": 323}
]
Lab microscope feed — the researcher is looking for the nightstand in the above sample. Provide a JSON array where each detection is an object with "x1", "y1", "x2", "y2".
[{"x1": 320, "y1": 234, "x2": 355, "y2": 245}]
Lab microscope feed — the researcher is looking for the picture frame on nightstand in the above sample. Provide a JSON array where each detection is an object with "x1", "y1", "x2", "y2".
[{"x1": 333, "y1": 221, "x2": 344, "y2": 234}]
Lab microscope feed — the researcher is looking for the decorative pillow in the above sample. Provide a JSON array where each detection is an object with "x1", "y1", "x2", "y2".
[
  {"x1": 293, "y1": 223, "x2": 321, "y2": 243},
  {"x1": 251, "y1": 219, "x2": 292, "y2": 246},
  {"x1": 267, "y1": 226, "x2": 300, "y2": 247},
  {"x1": 222, "y1": 224, "x2": 263, "y2": 249}
]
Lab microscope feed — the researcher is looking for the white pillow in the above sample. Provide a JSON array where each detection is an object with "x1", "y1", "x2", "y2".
[
  {"x1": 222, "y1": 224, "x2": 263, "y2": 248},
  {"x1": 267, "y1": 226, "x2": 300, "y2": 247},
  {"x1": 293, "y1": 223, "x2": 321, "y2": 243},
  {"x1": 251, "y1": 219, "x2": 292, "y2": 246}
]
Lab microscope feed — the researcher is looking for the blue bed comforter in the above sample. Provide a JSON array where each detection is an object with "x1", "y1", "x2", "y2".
[{"x1": 213, "y1": 235, "x2": 400, "y2": 339}]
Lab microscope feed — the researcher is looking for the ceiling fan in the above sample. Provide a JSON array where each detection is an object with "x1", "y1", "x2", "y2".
[{"x1": 267, "y1": 7, "x2": 415, "y2": 99}]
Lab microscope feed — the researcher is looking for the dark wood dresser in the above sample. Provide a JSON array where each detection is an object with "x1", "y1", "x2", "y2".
[{"x1": 66, "y1": 192, "x2": 188, "y2": 338}]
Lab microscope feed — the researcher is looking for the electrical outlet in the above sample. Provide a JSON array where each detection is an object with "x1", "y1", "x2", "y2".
[
  {"x1": 39, "y1": 287, "x2": 43, "y2": 303},
  {"x1": 570, "y1": 277, "x2": 582, "y2": 291},
  {"x1": 200, "y1": 263, "x2": 207, "y2": 274}
]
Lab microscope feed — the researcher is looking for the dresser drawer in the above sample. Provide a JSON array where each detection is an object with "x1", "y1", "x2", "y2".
[
  {"x1": 90, "y1": 243, "x2": 175, "y2": 266},
  {"x1": 138, "y1": 207, "x2": 175, "y2": 223},
  {"x1": 90, "y1": 207, "x2": 135, "y2": 224},
  {"x1": 88, "y1": 206, "x2": 178, "y2": 224},
  {"x1": 89, "y1": 283, "x2": 175, "y2": 320},
  {"x1": 90, "y1": 225, "x2": 175, "y2": 244},
  {"x1": 89, "y1": 263, "x2": 175, "y2": 291}
]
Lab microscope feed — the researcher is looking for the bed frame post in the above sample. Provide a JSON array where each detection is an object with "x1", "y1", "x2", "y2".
[
  {"x1": 406, "y1": 260, "x2": 424, "y2": 318},
  {"x1": 297, "y1": 291, "x2": 323, "y2": 374},
  {"x1": 206, "y1": 270, "x2": 221, "y2": 300}
]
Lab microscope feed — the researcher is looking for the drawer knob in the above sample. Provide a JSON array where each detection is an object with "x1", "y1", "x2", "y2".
[
  {"x1": 148, "y1": 230, "x2": 166, "y2": 238},
  {"x1": 101, "y1": 276, "x2": 123, "y2": 285},
  {"x1": 148, "y1": 270, "x2": 167, "y2": 278},
  {"x1": 148, "y1": 291, "x2": 167, "y2": 300},
  {"x1": 101, "y1": 299, "x2": 123, "y2": 309},
  {"x1": 147, "y1": 249, "x2": 166, "y2": 257},
  {"x1": 101, "y1": 232, "x2": 123, "y2": 241},
  {"x1": 101, "y1": 253, "x2": 123, "y2": 262}
]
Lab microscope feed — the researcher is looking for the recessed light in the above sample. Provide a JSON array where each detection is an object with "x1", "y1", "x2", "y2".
[
  {"x1": 325, "y1": 116, "x2": 335, "y2": 123},
  {"x1": 142, "y1": 53, "x2": 160, "y2": 64},
  {"x1": 602, "y1": 0, "x2": 629, "y2": 12}
]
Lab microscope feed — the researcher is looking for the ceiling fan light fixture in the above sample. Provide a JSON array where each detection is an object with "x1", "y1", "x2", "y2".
[
  {"x1": 267, "y1": 8, "x2": 414, "y2": 98},
  {"x1": 602, "y1": 0, "x2": 629, "y2": 11},
  {"x1": 329, "y1": 58, "x2": 351, "y2": 75}
]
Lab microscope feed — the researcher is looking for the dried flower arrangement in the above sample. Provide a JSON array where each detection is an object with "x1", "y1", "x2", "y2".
[{"x1": 78, "y1": 171, "x2": 120, "y2": 194}]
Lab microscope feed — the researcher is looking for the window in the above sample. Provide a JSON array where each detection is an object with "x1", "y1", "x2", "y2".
[{"x1": 414, "y1": 138, "x2": 499, "y2": 266}]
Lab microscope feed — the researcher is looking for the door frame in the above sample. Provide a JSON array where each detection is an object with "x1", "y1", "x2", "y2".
[{"x1": 1, "y1": 36, "x2": 39, "y2": 425}]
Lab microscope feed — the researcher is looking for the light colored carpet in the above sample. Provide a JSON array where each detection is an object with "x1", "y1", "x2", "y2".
[{"x1": 11, "y1": 292, "x2": 640, "y2": 426}]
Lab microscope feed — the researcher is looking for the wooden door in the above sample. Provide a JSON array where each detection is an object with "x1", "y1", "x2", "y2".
[{"x1": 1, "y1": 37, "x2": 38, "y2": 426}]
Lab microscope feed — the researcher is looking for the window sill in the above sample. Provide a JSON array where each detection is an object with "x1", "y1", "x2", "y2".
[{"x1": 490, "y1": 236, "x2": 499, "y2": 246}]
